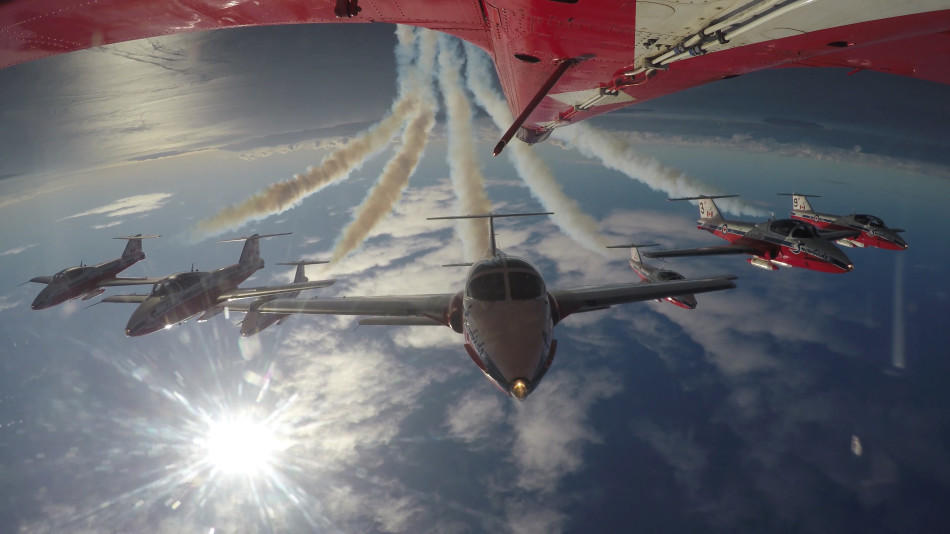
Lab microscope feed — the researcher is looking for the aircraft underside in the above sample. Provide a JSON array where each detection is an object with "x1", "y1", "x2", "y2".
[{"x1": 1, "y1": 1, "x2": 948, "y2": 146}]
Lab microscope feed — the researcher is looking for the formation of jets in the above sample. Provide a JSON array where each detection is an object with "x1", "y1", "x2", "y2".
[
  {"x1": 24, "y1": 195, "x2": 904, "y2": 398},
  {"x1": 24, "y1": 214, "x2": 740, "y2": 399},
  {"x1": 27, "y1": 233, "x2": 335, "y2": 336},
  {"x1": 225, "y1": 213, "x2": 737, "y2": 399},
  {"x1": 645, "y1": 194, "x2": 907, "y2": 274}
]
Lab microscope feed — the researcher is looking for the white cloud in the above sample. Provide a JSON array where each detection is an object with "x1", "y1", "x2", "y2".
[
  {"x1": 505, "y1": 500, "x2": 567, "y2": 534},
  {"x1": 445, "y1": 388, "x2": 504, "y2": 443},
  {"x1": 91, "y1": 220, "x2": 123, "y2": 230},
  {"x1": 508, "y1": 370, "x2": 621, "y2": 492},
  {"x1": 0, "y1": 295, "x2": 21, "y2": 312},
  {"x1": 59, "y1": 193, "x2": 172, "y2": 220},
  {"x1": 0, "y1": 243, "x2": 36, "y2": 256}
]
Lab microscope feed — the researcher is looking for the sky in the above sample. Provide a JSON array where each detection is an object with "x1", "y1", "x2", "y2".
[{"x1": 1, "y1": 22, "x2": 950, "y2": 534}]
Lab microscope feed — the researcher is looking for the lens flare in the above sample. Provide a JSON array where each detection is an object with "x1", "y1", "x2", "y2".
[{"x1": 202, "y1": 415, "x2": 283, "y2": 476}]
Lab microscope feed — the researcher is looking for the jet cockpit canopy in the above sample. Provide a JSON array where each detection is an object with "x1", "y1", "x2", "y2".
[
  {"x1": 656, "y1": 271, "x2": 685, "y2": 281},
  {"x1": 466, "y1": 257, "x2": 545, "y2": 302},
  {"x1": 770, "y1": 218, "x2": 818, "y2": 239},
  {"x1": 151, "y1": 272, "x2": 204, "y2": 296},
  {"x1": 854, "y1": 214, "x2": 884, "y2": 227}
]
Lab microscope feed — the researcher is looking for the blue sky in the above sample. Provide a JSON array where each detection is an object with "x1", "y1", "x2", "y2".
[{"x1": 1, "y1": 23, "x2": 949, "y2": 534}]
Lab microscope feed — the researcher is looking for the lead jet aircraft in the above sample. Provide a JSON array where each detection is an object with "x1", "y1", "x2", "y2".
[
  {"x1": 780, "y1": 193, "x2": 908, "y2": 250},
  {"x1": 226, "y1": 260, "x2": 330, "y2": 337},
  {"x1": 606, "y1": 243, "x2": 704, "y2": 310},
  {"x1": 28, "y1": 234, "x2": 161, "y2": 310},
  {"x1": 98, "y1": 233, "x2": 335, "y2": 336},
  {"x1": 2, "y1": 2, "x2": 948, "y2": 155},
  {"x1": 243, "y1": 213, "x2": 737, "y2": 400},
  {"x1": 646, "y1": 195, "x2": 858, "y2": 273}
]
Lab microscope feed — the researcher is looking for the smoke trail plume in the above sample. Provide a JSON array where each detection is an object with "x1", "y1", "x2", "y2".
[
  {"x1": 555, "y1": 124, "x2": 766, "y2": 217},
  {"x1": 328, "y1": 28, "x2": 440, "y2": 264},
  {"x1": 193, "y1": 26, "x2": 424, "y2": 238},
  {"x1": 891, "y1": 254, "x2": 906, "y2": 370},
  {"x1": 437, "y1": 36, "x2": 492, "y2": 261},
  {"x1": 330, "y1": 109, "x2": 436, "y2": 263},
  {"x1": 462, "y1": 43, "x2": 608, "y2": 255}
]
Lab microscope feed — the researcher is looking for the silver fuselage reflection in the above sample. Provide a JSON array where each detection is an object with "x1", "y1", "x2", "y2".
[
  {"x1": 461, "y1": 255, "x2": 555, "y2": 399},
  {"x1": 126, "y1": 262, "x2": 260, "y2": 336}
]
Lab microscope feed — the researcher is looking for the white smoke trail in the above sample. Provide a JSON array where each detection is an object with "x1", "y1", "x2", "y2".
[
  {"x1": 193, "y1": 26, "x2": 423, "y2": 238},
  {"x1": 329, "y1": 28, "x2": 440, "y2": 264},
  {"x1": 330, "y1": 110, "x2": 436, "y2": 264},
  {"x1": 462, "y1": 43, "x2": 608, "y2": 255},
  {"x1": 554, "y1": 124, "x2": 766, "y2": 217},
  {"x1": 437, "y1": 36, "x2": 492, "y2": 261},
  {"x1": 891, "y1": 253, "x2": 906, "y2": 370}
]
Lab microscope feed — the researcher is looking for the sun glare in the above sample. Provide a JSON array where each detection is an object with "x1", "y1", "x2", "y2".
[{"x1": 202, "y1": 415, "x2": 281, "y2": 476}]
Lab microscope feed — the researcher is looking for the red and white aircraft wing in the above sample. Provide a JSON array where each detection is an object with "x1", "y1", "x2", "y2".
[{"x1": 1, "y1": 1, "x2": 948, "y2": 144}]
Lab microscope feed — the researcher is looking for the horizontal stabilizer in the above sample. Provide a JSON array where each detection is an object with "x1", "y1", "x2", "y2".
[
  {"x1": 28, "y1": 276, "x2": 52, "y2": 285},
  {"x1": 218, "y1": 232, "x2": 292, "y2": 243},
  {"x1": 276, "y1": 260, "x2": 329, "y2": 266},
  {"x1": 645, "y1": 245, "x2": 757, "y2": 258},
  {"x1": 428, "y1": 212, "x2": 553, "y2": 256},
  {"x1": 442, "y1": 262, "x2": 474, "y2": 267},
  {"x1": 606, "y1": 243, "x2": 659, "y2": 249},
  {"x1": 667, "y1": 195, "x2": 739, "y2": 201},
  {"x1": 427, "y1": 212, "x2": 553, "y2": 221},
  {"x1": 113, "y1": 234, "x2": 160, "y2": 240},
  {"x1": 99, "y1": 294, "x2": 149, "y2": 304},
  {"x1": 358, "y1": 316, "x2": 444, "y2": 326},
  {"x1": 777, "y1": 193, "x2": 821, "y2": 198},
  {"x1": 219, "y1": 279, "x2": 335, "y2": 301}
]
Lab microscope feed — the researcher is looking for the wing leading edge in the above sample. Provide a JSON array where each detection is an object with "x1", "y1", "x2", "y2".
[
  {"x1": 255, "y1": 293, "x2": 457, "y2": 321},
  {"x1": 98, "y1": 277, "x2": 166, "y2": 286},
  {"x1": 645, "y1": 245, "x2": 759, "y2": 259},
  {"x1": 552, "y1": 276, "x2": 737, "y2": 319},
  {"x1": 99, "y1": 294, "x2": 149, "y2": 304},
  {"x1": 217, "y1": 279, "x2": 336, "y2": 302}
]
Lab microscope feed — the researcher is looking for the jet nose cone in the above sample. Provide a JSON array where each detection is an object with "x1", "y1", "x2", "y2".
[{"x1": 511, "y1": 379, "x2": 530, "y2": 400}]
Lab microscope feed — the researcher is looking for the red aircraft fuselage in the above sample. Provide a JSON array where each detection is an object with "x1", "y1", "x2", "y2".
[{"x1": 1, "y1": 1, "x2": 949, "y2": 144}]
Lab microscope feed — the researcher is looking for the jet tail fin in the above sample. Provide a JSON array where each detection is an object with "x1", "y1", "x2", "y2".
[
  {"x1": 778, "y1": 193, "x2": 820, "y2": 212},
  {"x1": 669, "y1": 195, "x2": 737, "y2": 221},
  {"x1": 276, "y1": 260, "x2": 329, "y2": 283},
  {"x1": 606, "y1": 243, "x2": 659, "y2": 265},
  {"x1": 427, "y1": 212, "x2": 553, "y2": 256},
  {"x1": 219, "y1": 232, "x2": 292, "y2": 267},
  {"x1": 114, "y1": 234, "x2": 159, "y2": 261}
]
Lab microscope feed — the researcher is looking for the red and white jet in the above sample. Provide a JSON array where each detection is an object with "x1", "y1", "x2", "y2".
[
  {"x1": 647, "y1": 195, "x2": 858, "y2": 273},
  {"x1": 607, "y1": 243, "x2": 703, "y2": 310},
  {"x1": 2, "y1": 1, "x2": 948, "y2": 154},
  {"x1": 781, "y1": 193, "x2": 908, "y2": 250},
  {"x1": 247, "y1": 213, "x2": 736, "y2": 399}
]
